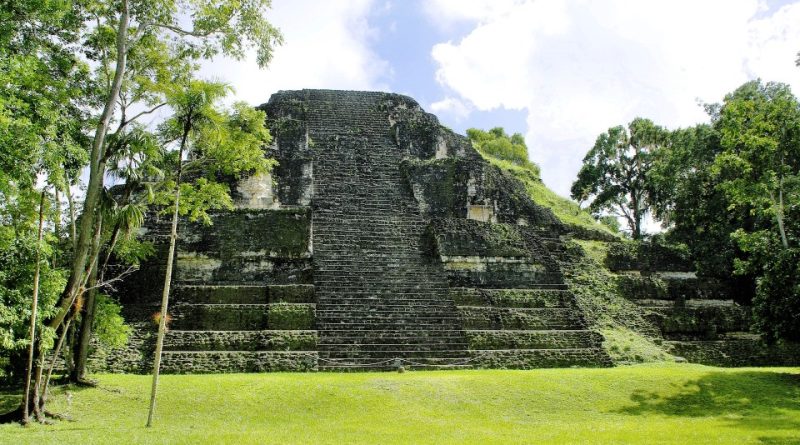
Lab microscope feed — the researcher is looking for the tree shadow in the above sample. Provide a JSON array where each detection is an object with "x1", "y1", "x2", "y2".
[
  {"x1": 0, "y1": 392, "x2": 21, "y2": 414},
  {"x1": 0, "y1": 380, "x2": 95, "y2": 419},
  {"x1": 618, "y1": 370, "x2": 800, "y2": 443}
]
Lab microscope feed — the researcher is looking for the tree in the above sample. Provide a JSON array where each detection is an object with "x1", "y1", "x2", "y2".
[
  {"x1": 647, "y1": 80, "x2": 800, "y2": 342},
  {"x1": 571, "y1": 118, "x2": 667, "y2": 239},
  {"x1": 713, "y1": 80, "x2": 800, "y2": 249},
  {"x1": 1, "y1": 0, "x2": 283, "y2": 422},
  {"x1": 146, "y1": 81, "x2": 275, "y2": 427},
  {"x1": 467, "y1": 127, "x2": 540, "y2": 176},
  {"x1": 51, "y1": 0, "x2": 284, "y2": 353}
]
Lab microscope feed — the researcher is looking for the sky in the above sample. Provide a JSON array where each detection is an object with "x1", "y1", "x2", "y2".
[{"x1": 200, "y1": 0, "x2": 800, "y2": 199}]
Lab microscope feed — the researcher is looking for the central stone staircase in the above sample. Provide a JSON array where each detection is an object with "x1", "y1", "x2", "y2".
[{"x1": 306, "y1": 90, "x2": 471, "y2": 370}]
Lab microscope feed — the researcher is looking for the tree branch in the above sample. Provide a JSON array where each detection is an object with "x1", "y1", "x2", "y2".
[
  {"x1": 122, "y1": 103, "x2": 167, "y2": 127},
  {"x1": 139, "y1": 22, "x2": 215, "y2": 38}
]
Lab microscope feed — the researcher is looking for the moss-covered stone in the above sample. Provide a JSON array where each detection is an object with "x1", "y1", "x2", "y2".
[
  {"x1": 615, "y1": 274, "x2": 669, "y2": 300},
  {"x1": 267, "y1": 303, "x2": 316, "y2": 330},
  {"x1": 163, "y1": 330, "x2": 317, "y2": 351},
  {"x1": 466, "y1": 330, "x2": 602, "y2": 350},
  {"x1": 268, "y1": 284, "x2": 316, "y2": 303}
]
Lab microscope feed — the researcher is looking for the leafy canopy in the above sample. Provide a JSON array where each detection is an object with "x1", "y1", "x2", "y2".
[
  {"x1": 571, "y1": 118, "x2": 667, "y2": 239},
  {"x1": 467, "y1": 127, "x2": 540, "y2": 177}
]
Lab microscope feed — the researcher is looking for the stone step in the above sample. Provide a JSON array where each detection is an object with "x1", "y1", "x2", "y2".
[
  {"x1": 160, "y1": 351, "x2": 318, "y2": 373},
  {"x1": 664, "y1": 337, "x2": 800, "y2": 366},
  {"x1": 469, "y1": 348, "x2": 613, "y2": 369},
  {"x1": 316, "y1": 301, "x2": 455, "y2": 309},
  {"x1": 163, "y1": 330, "x2": 317, "y2": 351},
  {"x1": 319, "y1": 349, "x2": 469, "y2": 359},
  {"x1": 317, "y1": 322, "x2": 463, "y2": 331},
  {"x1": 465, "y1": 329, "x2": 602, "y2": 350},
  {"x1": 458, "y1": 306, "x2": 587, "y2": 330},
  {"x1": 316, "y1": 308, "x2": 459, "y2": 317},
  {"x1": 646, "y1": 304, "x2": 751, "y2": 337},
  {"x1": 319, "y1": 331, "x2": 464, "y2": 345},
  {"x1": 635, "y1": 299, "x2": 737, "y2": 308},
  {"x1": 172, "y1": 284, "x2": 268, "y2": 304},
  {"x1": 316, "y1": 356, "x2": 473, "y2": 371},
  {"x1": 449, "y1": 287, "x2": 575, "y2": 308},
  {"x1": 171, "y1": 303, "x2": 315, "y2": 331}
]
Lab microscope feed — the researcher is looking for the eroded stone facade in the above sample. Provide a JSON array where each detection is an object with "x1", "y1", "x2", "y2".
[{"x1": 94, "y1": 89, "x2": 797, "y2": 373}]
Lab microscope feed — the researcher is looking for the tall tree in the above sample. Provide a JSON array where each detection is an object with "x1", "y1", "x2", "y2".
[
  {"x1": 2, "y1": 0, "x2": 283, "y2": 422},
  {"x1": 146, "y1": 81, "x2": 275, "y2": 427},
  {"x1": 50, "y1": 0, "x2": 284, "y2": 360},
  {"x1": 713, "y1": 80, "x2": 800, "y2": 249},
  {"x1": 571, "y1": 118, "x2": 667, "y2": 239}
]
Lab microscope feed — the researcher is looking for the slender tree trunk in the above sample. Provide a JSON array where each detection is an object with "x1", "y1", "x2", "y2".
[
  {"x1": 22, "y1": 191, "x2": 46, "y2": 424},
  {"x1": 72, "y1": 265, "x2": 99, "y2": 382},
  {"x1": 51, "y1": 0, "x2": 130, "y2": 332},
  {"x1": 40, "y1": 318, "x2": 72, "y2": 410},
  {"x1": 53, "y1": 188, "x2": 61, "y2": 267},
  {"x1": 630, "y1": 192, "x2": 642, "y2": 240},
  {"x1": 74, "y1": 184, "x2": 132, "y2": 381},
  {"x1": 39, "y1": 211, "x2": 103, "y2": 414},
  {"x1": 64, "y1": 181, "x2": 77, "y2": 252},
  {"x1": 146, "y1": 130, "x2": 188, "y2": 427},
  {"x1": 776, "y1": 180, "x2": 789, "y2": 249}
]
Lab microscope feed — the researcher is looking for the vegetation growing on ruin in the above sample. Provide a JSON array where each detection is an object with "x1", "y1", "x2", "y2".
[
  {"x1": 3, "y1": 365, "x2": 799, "y2": 444},
  {"x1": 478, "y1": 152, "x2": 619, "y2": 238},
  {"x1": 567, "y1": 240, "x2": 671, "y2": 364}
]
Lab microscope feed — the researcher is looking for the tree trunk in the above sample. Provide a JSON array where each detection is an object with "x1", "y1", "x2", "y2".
[
  {"x1": 146, "y1": 128, "x2": 188, "y2": 427},
  {"x1": 71, "y1": 209, "x2": 104, "y2": 382},
  {"x1": 22, "y1": 191, "x2": 46, "y2": 424},
  {"x1": 39, "y1": 211, "x2": 103, "y2": 414},
  {"x1": 50, "y1": 0, "x2": 130, "y2": 332},
  {"x1": 776, "y1": 179, "x2": 789, "y2": 249},
  {"x1": 53, "y1": 188, "x2": 61, "y2": 267},
  {"x1": 64, "y1": 180, "x2": 77, "y2": 251},
  {"x1": 72, "y1": 266, "x2": 99, "y2": 382}
]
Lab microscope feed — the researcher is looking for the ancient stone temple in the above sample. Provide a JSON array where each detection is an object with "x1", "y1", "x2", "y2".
[{"x1": 93, "y1": 89, "x2": 797, "y2": 373}]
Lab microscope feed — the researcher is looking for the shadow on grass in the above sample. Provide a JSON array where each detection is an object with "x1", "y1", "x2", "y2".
[
  {"x1": 619, "y1": 371, "x2": 800, "y2": 443},
  {"x1": 0, "y1": 392, "x2": 21, "y2": 414},
  {"x1": 0, "y1": 379, "x2": 95, "y2": 419}
]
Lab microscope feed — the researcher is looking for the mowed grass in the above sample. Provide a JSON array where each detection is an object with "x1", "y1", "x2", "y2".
[{"x1": 1, "y1": 364, "x2": 799, "y2": 445}]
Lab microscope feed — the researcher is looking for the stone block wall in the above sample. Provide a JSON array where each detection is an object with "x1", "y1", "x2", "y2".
[{"x1": 97, "y1": 89, "x2": 799, "y2": 373}]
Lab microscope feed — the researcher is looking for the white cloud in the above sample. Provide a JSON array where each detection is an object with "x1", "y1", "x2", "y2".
[
  {"x1": 429, "y1": 0, "x2": 800, "y2": 197},
  {"x1": 430, "y1": 96, "x2": 472, "y2": 120},
  {"x1": 200, "y1": 0, "x2": 390, "y2": 107}
]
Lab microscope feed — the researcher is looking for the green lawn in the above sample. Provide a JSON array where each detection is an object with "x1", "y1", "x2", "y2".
[{"x1": 1, "y1": 364, "x2": 799, "y2": 444}]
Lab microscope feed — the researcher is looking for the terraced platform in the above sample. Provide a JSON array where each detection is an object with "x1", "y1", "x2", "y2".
[{"x1": 99, "y1": 89, "x2": 613, "y2": 373}]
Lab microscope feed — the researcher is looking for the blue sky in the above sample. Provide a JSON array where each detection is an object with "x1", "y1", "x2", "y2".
[{"x1": 201, "y1": 0, "x2": 800, "y2": 199}]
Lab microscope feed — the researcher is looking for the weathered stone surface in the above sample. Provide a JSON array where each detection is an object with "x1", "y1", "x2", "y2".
[
  {"x1": 664, "y1": 335, "x2": 800, "y2": 367},
  {"x1": 97, "y1": 90, "x2": 624, "y2": 372}
]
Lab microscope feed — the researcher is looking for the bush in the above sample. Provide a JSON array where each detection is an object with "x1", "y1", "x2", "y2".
[{"x1": 754, "y1": 248, "x2": 800, "y2": 343}]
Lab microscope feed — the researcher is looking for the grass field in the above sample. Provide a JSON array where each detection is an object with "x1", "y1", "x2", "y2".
[{"x1": 1, "y1": 364, "x2": 799, "y2": 444}]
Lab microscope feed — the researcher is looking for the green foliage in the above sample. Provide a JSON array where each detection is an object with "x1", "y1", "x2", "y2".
[
  {"x1": 112, "y1": 237, "x2": 155, "y2": 266},
  {"x1": 155, "y1": 80, "x2": 274, "y2": 225},
  {"x1": 482, "y1": 155, "x2": 617, "y2": 238},
  {"x1": 713, "y1": 81, "x2": 800, "y2": 248},
  {"x1": 753, "y1": 247, "x2": 800, "y2": 343},
  {"x1": 572, "y1": 118, "x2": 668, "y2": 239},
  {"x1": 648, "y1": 80, "x2": 800, "y2": 340},
  {"x1": 566, "y1": 239, "x2": 668, "y2": 363},
  {"x1": 0, "y1": 225, "x2": 66, "y2": 379},
  {"x1": 91, "y1": 294, "x2": 131, "y2": 349},
  {"x1": 467, "y1": 127, "x2": 540, "y2": 176}
]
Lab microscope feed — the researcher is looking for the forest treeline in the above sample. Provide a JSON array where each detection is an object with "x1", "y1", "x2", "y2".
[{"x1": 570, "y1": 79, "x2": 800, "y2": 344}]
